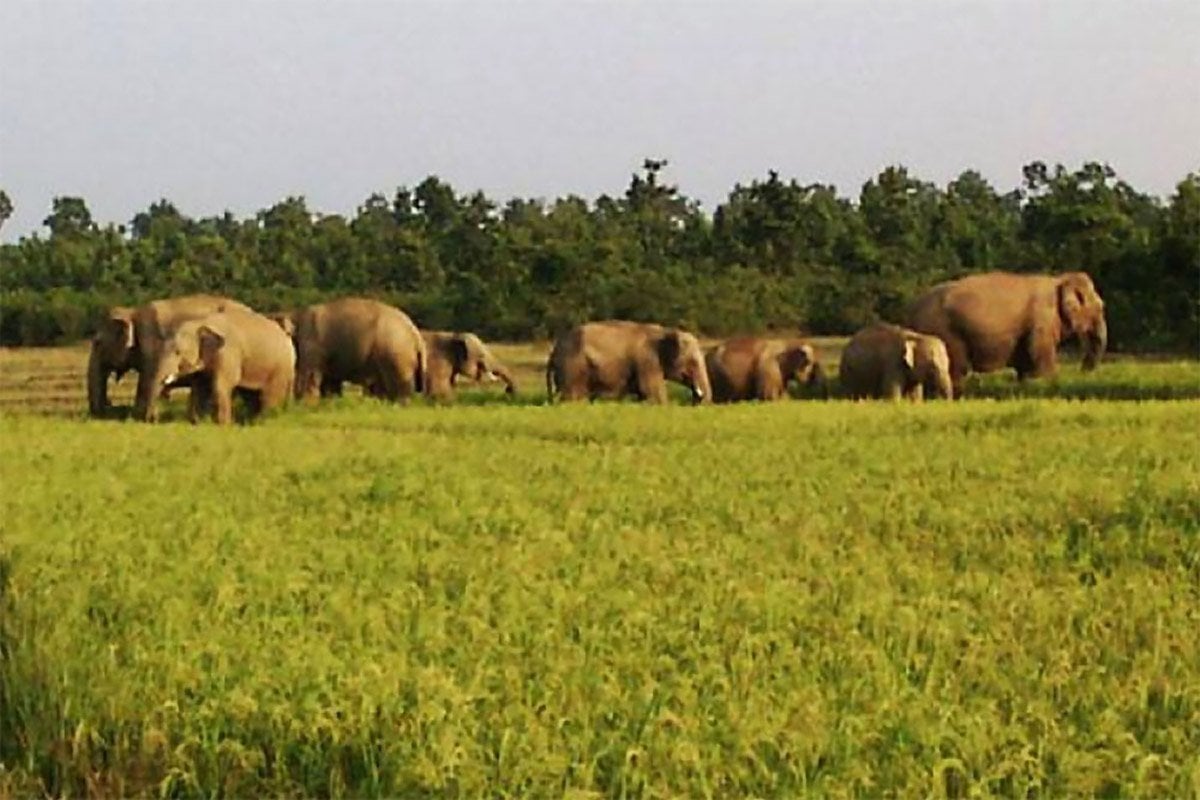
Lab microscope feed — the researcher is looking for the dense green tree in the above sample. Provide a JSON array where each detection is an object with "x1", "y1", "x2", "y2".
[
  {"x1": 0, "y1": 190, "x2": 13, "y2": 233},
  {"x1": 0, "y1": 162, "x2": 1194, "y2": 351}
]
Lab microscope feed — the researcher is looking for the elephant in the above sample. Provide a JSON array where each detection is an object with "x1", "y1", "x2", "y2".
[
  {"x1": 546, "y1": 320, "x2": 712, "y2": 404},
  {"x1": 705, "y1": 337, "x2": 826, "y2": 402},
  {"x1": 906, "y1": 271, "x2": 1107, "y2": 393},
  {"x1": 289, "y1": 297, "x2": 426, "y2": 401},
  {"x1": 838, "y1": 323, "x2": 954, "y2": 401},
  {"x1": 153, "y1": 307, "x2": 295, "y2": 424},
  {"x1": 86, "y1": 294, "x2": 252, "y2": 420},
  {"x1": 422, "y1": 331, "x2": 517, "y2": 401}
]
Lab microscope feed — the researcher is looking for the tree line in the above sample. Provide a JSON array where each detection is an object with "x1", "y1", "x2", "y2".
[{"x1": 0, "y1": 160, "x2": 1196, "y2": 352}]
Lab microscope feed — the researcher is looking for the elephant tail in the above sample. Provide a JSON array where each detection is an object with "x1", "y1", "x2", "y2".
[{"x1": 414, "y1": 346, "x2": 427, "y2": 396}]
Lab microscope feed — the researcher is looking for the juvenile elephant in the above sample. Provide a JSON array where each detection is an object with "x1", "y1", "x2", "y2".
[
  {"x1": 907, "y1": 271, "x2": 1107, "y2": 394},
  {"x1": 546, "y1": 320, "x2": 712, "y2": 404},
  {"x1": 289, "y1": 297, "x2": 426, "y2": 401},
  {"x1": 154, "y1": 307, "x2": 295, "y2": 424},
  {"x1": 839, "y1": 323, "x2": 954, "y2": 401},
  {"x1": 422, "y1": 331, "x2": 517, "y2": 400},
  {"x1": 87, "y1": 294, "x2": 252, "y2": 420},
  {"x1": 705, "y1": 337, "x2": 825, "y2": 402}
]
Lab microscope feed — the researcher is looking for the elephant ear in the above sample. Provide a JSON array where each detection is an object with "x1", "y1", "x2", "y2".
[
  {"x1": 270, "y1": 313, "x2": 295, "y2": 337},
  {"x1": 198, "y1": 326, "x2": 226, "y2": 366},
  {"x1": 100, "y1": 309, "x2": 135, "y2": 350},
  {"x1": 656, "y1": 331, "x2": 682, "y2": 368},
  {"x1": 1057, "y1": 275, "x2": 1089, "y2": 335}
]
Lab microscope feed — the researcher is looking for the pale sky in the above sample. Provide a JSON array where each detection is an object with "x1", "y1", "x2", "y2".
[{"x1": 1, "y1": 1, "x2": 1197, "y2": 241}]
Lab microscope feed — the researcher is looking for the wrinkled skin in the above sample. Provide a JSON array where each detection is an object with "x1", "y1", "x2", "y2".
[
  {"x1": 422, "y1": 331, "x2": 516, "y2": 401},
  {"x1": 705, "y1": 337, "x2": 826, "y2": 402},
  {"x1": 546, "y1": 320, "x2": 712, "y2": 404},
  {"x1": 288, "y1": 298, "x2": 426, "y2": 402},
  {"x1": 86, "y1": 295, "x2": 252, "y2": 420},
  {"x1": 839, "y1": 323, "x2": 954, "y2": 401},
  {"x1": 907, "y1": 271, "x2": 1107, "y2": 395},
  {"x1": 153, "y1": 308, "x2": 295, "y2": 425}
]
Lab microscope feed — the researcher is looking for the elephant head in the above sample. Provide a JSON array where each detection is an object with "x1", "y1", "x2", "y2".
[
  {"x1": 449, "y1": 333, "x2": 516, "y2": 394},
  {"x1": 1057, "y1": 272, "x2": 1107, "y2": 370},
  {"x1": 777, "y1": 342, "x2": 827, "y2": 396},
  {"x1": 904, "y1": 335, "x2": 954, "y2": 400},
  {"x1": 658, "y1": 329, "x2": 711, "y2": 403},
  {"x1": 153, "y1": 321, "x2": 225, "y2": 390},
  {"x1": 87, "y1": 307, "x2": 137, "y2": 416}
]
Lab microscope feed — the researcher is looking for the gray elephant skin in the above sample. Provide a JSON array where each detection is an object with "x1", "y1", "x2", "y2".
[
  {"x1": 422, "y1": 331, "x2": 516, "y2": 401},
  {"x1": 546, "y1": 320, "x2": 712, "y2": 404},
  {"x1": 907, "y1": 271, "x2": 1107, "y2": 393},
  {"x1": 154, "y1": 307, "x2": 296, "y2": 424},
  {"x1": 286, "y1": 297, "x2": 426, "y2": 401},
  {"x1": 705, "y1": 337, "x2": 825, "y2": 402},
  {"x1": 87, "y1": 294, "x2": 252, "y2": 421},
  {"x1": 839, "y1": 323, "x2": 954, "y2": 401}
]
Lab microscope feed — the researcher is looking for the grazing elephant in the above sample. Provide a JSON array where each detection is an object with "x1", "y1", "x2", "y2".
[
  {"x1": 86, "y1": 294, "x2": 252, "y2": 420},
  {"x1": 907, "y1": 271, "x2": 1107, "y2": 393},
  {"x1": 153, "y1": 308, "x2": 295, "y2": 424},
  {"x1": 839, "y1": 323, "x2": 954, "y2": 401},
  {"x1": 290, "y1": 297, "x2": 426, "y2": 401},
  {"x1": 705, "y1": 337, "x2": 826, "y2": 402},
  {"x1": 546, "y1": 320, "x2": 712, "y2": 404},
  {"x1": 422, "y1": 331, "x2": 517, "y2": 400}
]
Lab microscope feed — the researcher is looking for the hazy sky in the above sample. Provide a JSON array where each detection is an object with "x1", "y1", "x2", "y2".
[{"x1": 1, "y1": 1, "x2": 1197, "y2": 240}]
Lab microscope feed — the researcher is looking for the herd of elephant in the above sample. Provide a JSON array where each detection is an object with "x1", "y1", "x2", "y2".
[{"x1": 86, "y1": 270, "x2": 1108, "y2": 424}]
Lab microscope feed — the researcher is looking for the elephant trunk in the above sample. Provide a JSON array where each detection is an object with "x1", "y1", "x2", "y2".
[
  {"x1": 492, "y1": 364, "x2": 517, "y2": 395},
  {"x1": 936, "y1": 369, "x2": 955, "y2": 401},
  {"x1": 1081, "y1": 316, "x2": 1107, "y2": 371},
  {"x1": 806, "y1": 362, "x2": 830, "y2": 398},
  {"x1": 87, "y1": 342, "x2": 108, "y2": 417},
  {"x1": 691, "y1": 366, "x2": 712, "y2": 405}
]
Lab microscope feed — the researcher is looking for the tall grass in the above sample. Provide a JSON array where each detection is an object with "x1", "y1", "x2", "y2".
[{"x1": 1, "y1": 384, "x2": 1199, "y2": 796}]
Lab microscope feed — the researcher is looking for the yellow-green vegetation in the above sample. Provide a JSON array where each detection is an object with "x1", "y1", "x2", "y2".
[{"x1": 1, "y1": 358, "x2": 1199, "y2": 797}]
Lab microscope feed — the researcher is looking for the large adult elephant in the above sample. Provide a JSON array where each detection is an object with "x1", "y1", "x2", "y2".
[
  {"x1": 289, "y1": 297, "x2": 426, "y2": 401},
  {"x1": 838, "y1": 323, "x2": 954, "y2": 401},
  {"x1": 154, "y1": 307, "x2": 295, "y2": 424},
  {"x1": 907, "y1": 271, "x2": 1107, "y2": 393},
  {"x1": 546, "y1": 320, "x2": 712, "y2": 404},
  {"x1": 87, "y1": 294, "x2": 252, "y2": 420},
  {"x1": 422, "y1": 331, "x2": 516, "y2": 401},
  {"x1": 705, "y1": 337, "x2": 825, "y2": 402}
]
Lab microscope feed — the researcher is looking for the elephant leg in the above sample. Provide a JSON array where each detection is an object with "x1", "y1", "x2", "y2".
[
  {"x1": 884, "y1": 370, "x2": 905, "y2": 401},
  {"x1": 296, "y1": 363, "x2": 322, "y2": 402},
  {"x1": 755, "y1": 369, "x2": 784, "y2": 402},
  {"x1": 906, "y1": 383, "x2": 925, "y2": 402},
  {"x1": 393, "y1": 358, "x2": 417, "y2": 400},
  {"x1": 320, "y1": 377, "x2": 344, "y2": 397},
  {"x1": 558, "y1": 364, "x2": 589, "y2": 402},
  {"x1": 260, "y1": 375, "x2": 290, "y2": 414},
  {"x1": 636, "y1": 368, "x2": 668, "y2": 404},
  {"x1": 134, "y1": 368, "x2": 159, "y2": 422},
  {"x1": 211, "y1": 377, "x2": 235, "y2": 425},
  {"x1": 1021, "y1": 329, "x2": 1059, "y2": 380},
  {"x1": 188, "y1": 378, "x2": 213, "y2": 424}
]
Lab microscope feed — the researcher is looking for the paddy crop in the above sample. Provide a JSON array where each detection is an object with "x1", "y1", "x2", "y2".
[{"x1": 1, "y1": 358, "x2": 1199, "y2": 797}]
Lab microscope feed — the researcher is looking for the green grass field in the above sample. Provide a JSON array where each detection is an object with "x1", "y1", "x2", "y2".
[{"x1": 1, "y1": 347, "x2": 1199, "y2": 797}]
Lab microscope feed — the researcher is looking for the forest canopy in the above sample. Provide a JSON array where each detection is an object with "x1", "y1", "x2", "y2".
[{"x1": 0, "y1": 160, "x2": 1196, "y2": 352}]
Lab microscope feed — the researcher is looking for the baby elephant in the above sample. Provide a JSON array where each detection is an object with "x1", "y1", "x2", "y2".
[
  {"x1": 705, "y1": 337, "x2": 825, "y2": 402},
  {"x1": 839, "y1": 323, "x2": 953, "y2": 401},
  {"x1": 154, "y1": 308, "x2": 296, "y2": 424},
  {"x1": 422, "y1": 331, "x2": 517, "y2": 401}
]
